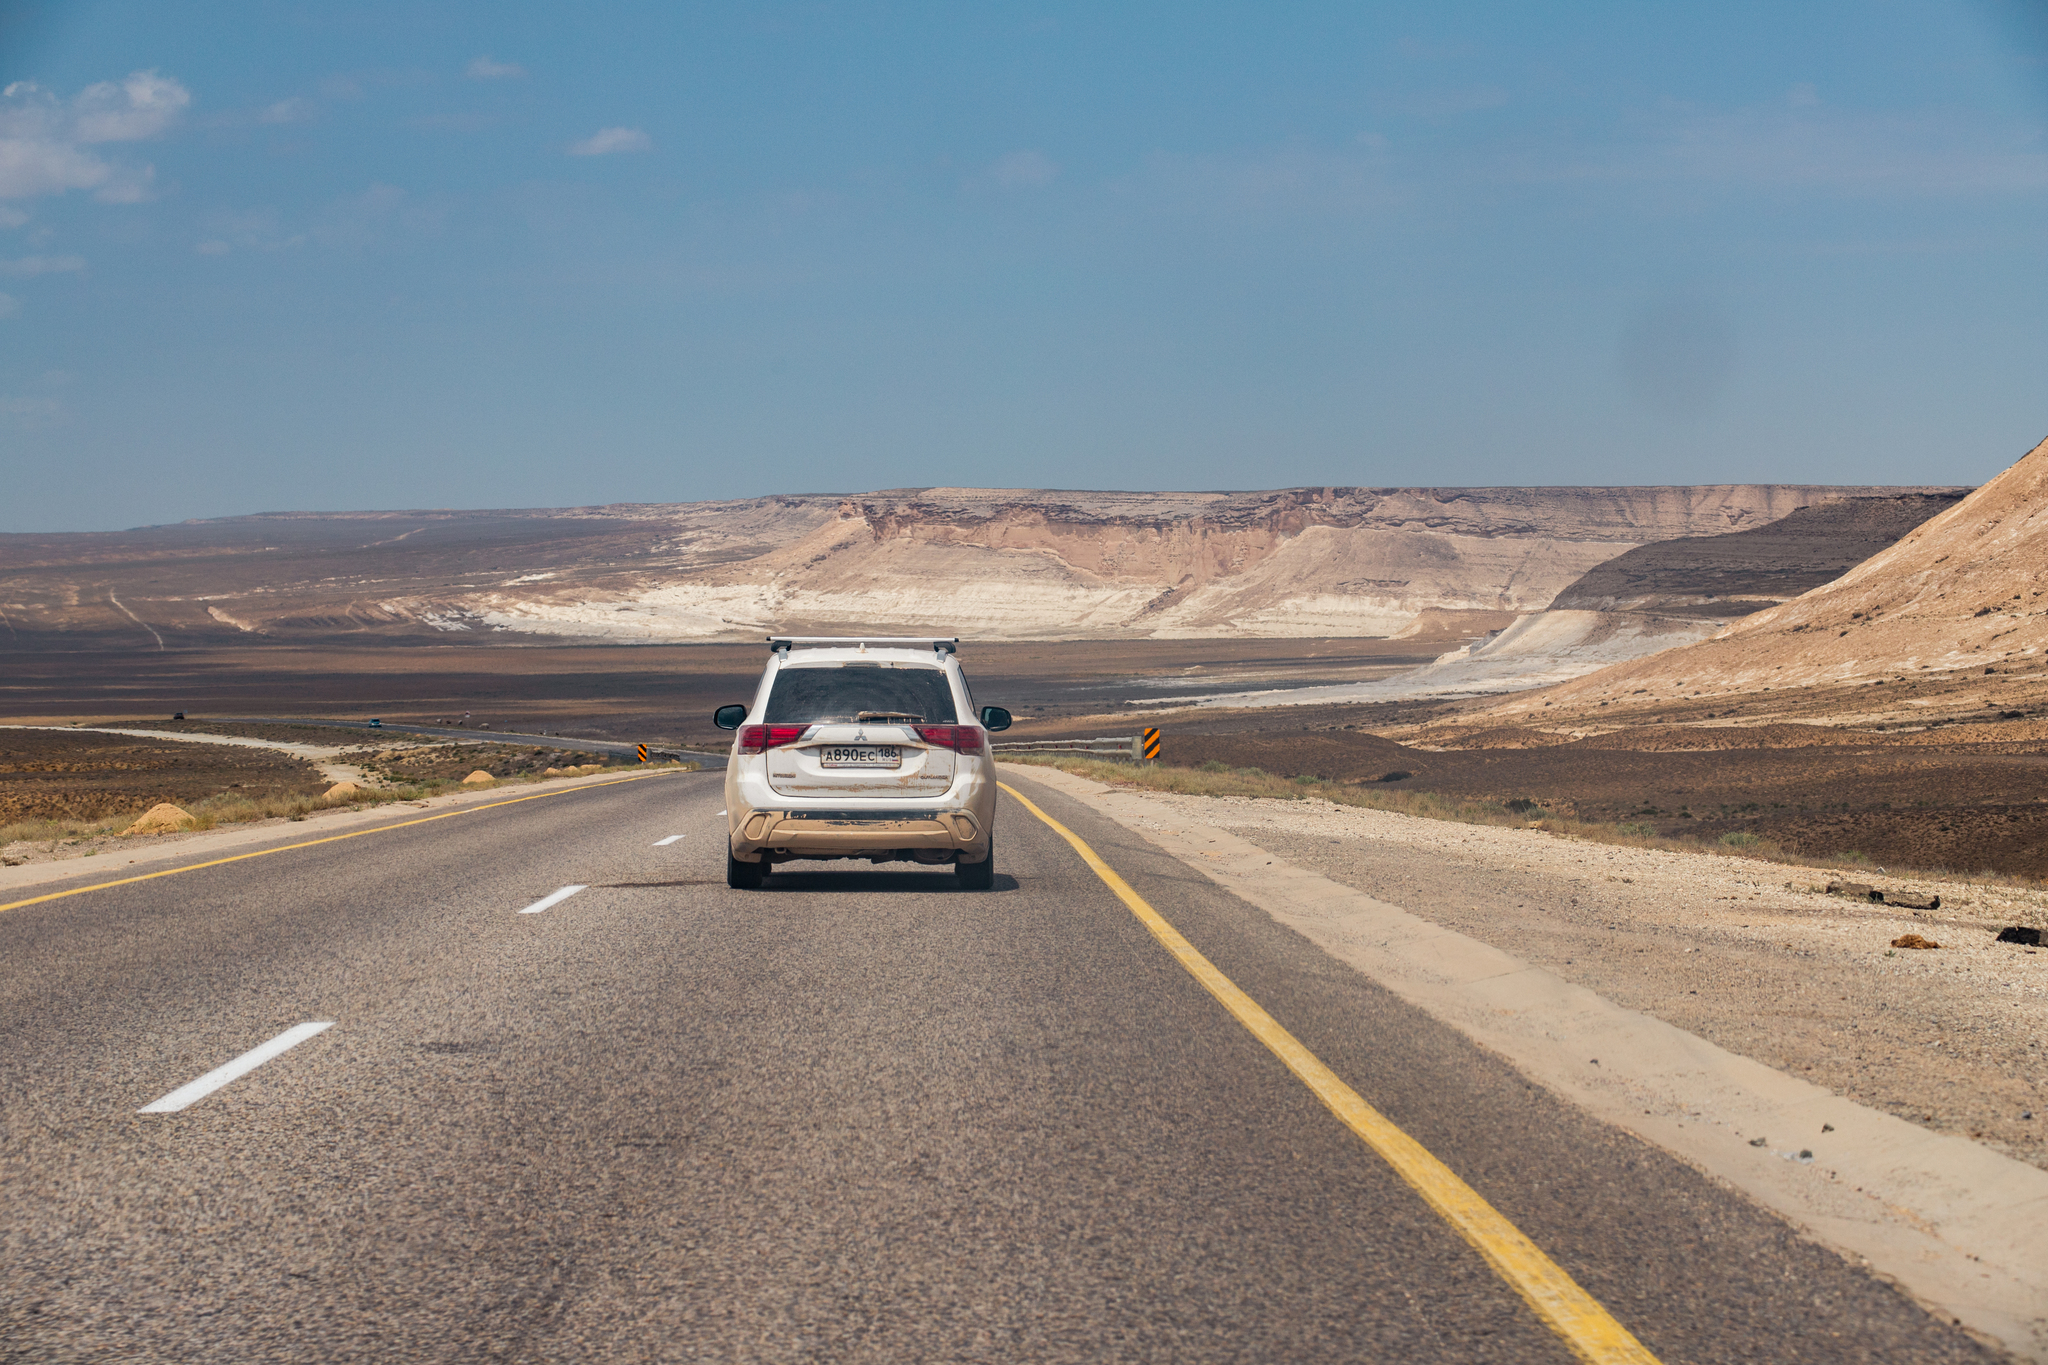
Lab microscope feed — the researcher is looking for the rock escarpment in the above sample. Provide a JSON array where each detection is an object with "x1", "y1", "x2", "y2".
[
  {"x1": 1489, "y1": 436, "x2": 2048, "y2": 719},
  {"x1": 1547, "y1": 493, "x2": 1969, "y2": 620},
  {"x1": 484, "y1": 483, "x2": 1946, "y2": 642},
  {"x1": 0, "y1": 483, "x2": 1958, "y2": 647}
]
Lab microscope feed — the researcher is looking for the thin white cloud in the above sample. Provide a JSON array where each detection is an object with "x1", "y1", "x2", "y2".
[
  {"x1": 0, "y1": 392, "x2": 64, "y2": 422},
  {"x1": 409, "y1": 112, "x2": 498, "y2": 134},
  {"x1": 1384, "y1": 85, "x2": 1511, "y2": 118},
  {"x1": 259, "y1": 97, "x2": 316, "y2": 125},
  {"x1": 1519, "y1": 102, "x2": 2048, "y2": 197},
  {"x1": 196, "y1": 205, "x2": 302, "y2": 254},
  {"x1": 569, "y1": 126, "x2": 651, "y2": 156},
  {"x1": 0, "y1": 70, "x2": 189, "y2": 203},
  {"x1": 0, "y1": 254, "x2": 84, "y2": 275},
  {"x1": 72, "y1": 70, "x2": 190, "y2": 143},
  {"x1": 310, "y1": 183, "x2": 407, "y2": 250},
  {"x1": 983, "y1": 150, "x2": 1059, "y2": 189},
  {"x1": 0, "y1": 206, "x2": 24, "y2": 227},
  {"x1": 1662, "y1": 108, "x2": 2048, "y2": 194},
  {"x1": 306, "y1": 183, "x2": 444, "y2": 252},
  {"x1": 466, "y1": 56, "x2": 525, "y2": 80},
  {"x1": 91, "y1": 163, "x2": 157, "y2": 204},
  {"x1": 0, "y1": 292, "x2": 18, "y2": 318},
  {"x1": 0, "y1": 135, "x2": 107, "y2": 199},
  {"x1": 1124, "y1": 144, "x2": 1402, "y2": 219}
]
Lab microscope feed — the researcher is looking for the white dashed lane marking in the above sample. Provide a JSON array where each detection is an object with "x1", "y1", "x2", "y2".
[
  {"x1": 139, "y1": 1021, "x2": 334, "y2": 1113},
  {"x1": 653, "y1": 835, "x2": 684, "y2": 846},
  {"x1": 518, "y1": 885, "x2": 587, "y2": 915}
]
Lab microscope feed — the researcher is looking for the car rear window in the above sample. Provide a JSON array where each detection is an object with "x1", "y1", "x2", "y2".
[{"x1": 763, "y1": 663, "x2": 959, "y2": 724}]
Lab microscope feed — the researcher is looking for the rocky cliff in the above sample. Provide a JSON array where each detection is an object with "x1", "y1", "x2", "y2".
[
  {"x1": 1486, "y1": 437, "x2": 2048, "y2": 720},
  {"x1": 0, "y1": 484, "x2": 1957, "y2": 649}
]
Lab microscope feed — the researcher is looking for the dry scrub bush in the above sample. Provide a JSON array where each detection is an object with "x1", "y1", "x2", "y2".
[
  {"x1": 173, "y1": 782, "x2": 455, "y2": 829},
  {"x1": 0, "y1": 813, "x2": 131, "y2": 850}
]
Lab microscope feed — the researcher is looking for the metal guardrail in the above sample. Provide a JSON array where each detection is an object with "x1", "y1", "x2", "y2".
[{"x1": 994, "y1": 728, "x2": 1161, "y2": 762}]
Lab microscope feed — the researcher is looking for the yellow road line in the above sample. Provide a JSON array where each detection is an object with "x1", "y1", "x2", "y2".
[
  {"x1": 0, "y1": 774, "x2": 674, "y2": 916},
  {"x1": 999, "y1": 781, "x2": 1660, "y2": 1365}
]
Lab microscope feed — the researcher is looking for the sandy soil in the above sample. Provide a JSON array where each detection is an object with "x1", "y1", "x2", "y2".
[
  {"x1": 1007, "y1": 715, "x2": 2048, "y2": 879},
  {"x1": 338, "y1": 741, "x2": 632, "y2": 785},
  {"x1": 1108, "y1": 788, "x2": 2048, "y2": 1170},
  {"x1": 0, "y1": 730, "x2": 324, "y2": 827},
  {"x1": 0, "y1": 726, "x2": 635, "y2": 867},
  {"x1": 0, "y1": 637, "x2": 1465, "y2": 745}
]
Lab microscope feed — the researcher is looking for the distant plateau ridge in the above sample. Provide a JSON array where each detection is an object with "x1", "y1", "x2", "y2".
[{"x1": 0, "y1": 486, "x2": 1964, "y2": 682}]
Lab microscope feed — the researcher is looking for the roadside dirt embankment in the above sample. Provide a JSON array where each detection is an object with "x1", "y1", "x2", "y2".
[
  {"x1": 0, "y1": 724, "x2": 647, "y2": 861},
  {"x1": 1057, "y1": 721, "x2": 2048, "y2": 881}
]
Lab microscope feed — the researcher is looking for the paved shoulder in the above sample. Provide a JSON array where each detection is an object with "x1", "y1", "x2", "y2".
[{"x1": 997, "y1": 767, "x2": 2009, "y2": 1364}]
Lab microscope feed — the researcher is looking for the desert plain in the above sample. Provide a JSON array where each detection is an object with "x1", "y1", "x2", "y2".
[{"x1": 5, "y1": 448, "x2": 2046, "y2": 1183}]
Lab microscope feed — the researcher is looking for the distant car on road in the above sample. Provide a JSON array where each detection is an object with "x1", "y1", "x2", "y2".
[
  {"x1": 367, "y1": 719, "x2": 382, "y2": 728},
  {"x1": 714, "y1": 637, "x2": 1012, "y2": 890}
]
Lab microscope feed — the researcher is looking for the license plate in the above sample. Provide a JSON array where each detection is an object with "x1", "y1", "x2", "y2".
[{"x1": 819, "y1": 745, "x2": 901, "y2": 768}]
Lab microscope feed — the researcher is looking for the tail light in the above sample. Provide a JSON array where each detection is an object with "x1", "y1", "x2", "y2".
[
  {"x1": 916, "y1": 725, "x2": 985, "y2": 755},
  {"x1": 738, "y1": 725, "x2": 806, "y2": 753}
]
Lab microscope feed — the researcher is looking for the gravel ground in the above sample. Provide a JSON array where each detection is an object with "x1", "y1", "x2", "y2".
[{"x1": 1117, "y1": 791, "x2": 2048, "y2": 1170}]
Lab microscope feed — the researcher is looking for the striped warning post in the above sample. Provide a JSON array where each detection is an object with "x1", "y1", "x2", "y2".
[
  {"x1": 1141, "y1": 727, "x2": 1161, "y2": 761},
  {"x1": 636, "y1": 744, "x2": 649, "y2": 763}
]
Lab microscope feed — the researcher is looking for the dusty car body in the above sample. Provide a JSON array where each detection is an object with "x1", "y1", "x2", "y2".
[{"x1": 715, "y1": 637, "x2": 1011, "y2": 889}]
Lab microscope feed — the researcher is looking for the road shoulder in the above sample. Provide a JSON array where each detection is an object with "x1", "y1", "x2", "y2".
[{"x1": 1003, "y1": 762, "x2": 2048, "y2": 1364}]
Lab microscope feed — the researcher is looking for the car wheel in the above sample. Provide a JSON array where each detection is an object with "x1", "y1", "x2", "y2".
[
  {"x1": 955, "y1": 839, "x2": 994, "y2": 891},
  {"x1": 726, "y1": 848, "x2": 765, "y2": 889}
]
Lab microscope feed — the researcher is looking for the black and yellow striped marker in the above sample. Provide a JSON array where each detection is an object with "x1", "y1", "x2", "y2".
[
  {"x1": 636, "y1": 744, "x2": 649, "y2": 763},
  {"x1": 1141, "y1": 727, "x2": 1161, "y2": 761}
]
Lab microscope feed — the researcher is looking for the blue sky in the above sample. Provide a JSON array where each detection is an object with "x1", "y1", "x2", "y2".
[{"x1": 2, "y1": 1, "x2": 2044, "y2": 531}]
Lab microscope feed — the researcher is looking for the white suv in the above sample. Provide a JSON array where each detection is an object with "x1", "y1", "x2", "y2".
[{"x1": 713, "y1": 637, "x2": 1012, "y2": 890}]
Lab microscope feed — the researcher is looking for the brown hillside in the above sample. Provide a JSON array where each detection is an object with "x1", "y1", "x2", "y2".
[
  {"x1": 1488, "y1": 435, "x2": 2048, "y2": 726},
  {"x1": 1548, "y1": 491, "x2": 1965, "y2": 619}
]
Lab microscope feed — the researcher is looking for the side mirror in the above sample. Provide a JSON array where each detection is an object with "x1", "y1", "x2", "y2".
[
  {"x1": 979, "y1": 706, "x2": 1012, "y2": 732},
  {"x1": 713, "y1": 704, "x2": 748, "y2": 731}
]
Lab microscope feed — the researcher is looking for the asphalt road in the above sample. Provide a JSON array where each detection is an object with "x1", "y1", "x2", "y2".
[{"x1": 0, "y1": 771, "x2": 1998, "y2": 1363}]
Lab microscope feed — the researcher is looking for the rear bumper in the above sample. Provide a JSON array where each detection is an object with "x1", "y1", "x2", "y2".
[
  {"x1": 725, "y1": 753, "x2": 997, "y2": 865},
  {"x1": 728, "y1": 807, "x2": 990, "y2": 863}
]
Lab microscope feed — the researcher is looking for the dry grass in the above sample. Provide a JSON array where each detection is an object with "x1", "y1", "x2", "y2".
[
  {"x1": 1001, "y1": 754, "x2": 1527, "y2": 824},
  {"x1": 0, "y1": 813, "x2": 133, "y2": 851},
  {"x1": 0, "y1": 761, "x2": 697, "y2": 856},
  {"x1": 997, "y1": 755, "x2": 2042, "y2": 888},
  {"x1": 0, "y1": 781, "x2": 455, "y2": 851}
]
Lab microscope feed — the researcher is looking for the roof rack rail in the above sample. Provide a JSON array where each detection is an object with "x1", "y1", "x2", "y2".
[{"x1": 766, "y1": 636, "x2": 960, "y2": 656}]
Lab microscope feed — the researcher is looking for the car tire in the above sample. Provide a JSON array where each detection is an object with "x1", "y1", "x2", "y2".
[
  {"x1": 955, "y1": 839, "x2": 994, "y2": 891},
  {"x1": 726, "y1": 848, "x2": 765, "y2": 889}
]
